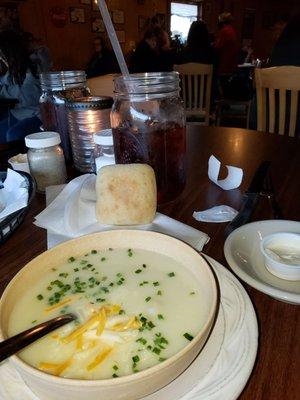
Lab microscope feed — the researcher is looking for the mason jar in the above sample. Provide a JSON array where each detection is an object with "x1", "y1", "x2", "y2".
[
  {"x1": 111, "y1": 72, "x2": 186, "y2": 204},
  {"x1": 39, "y1": 71, "x2": 90, "y2": 162}
]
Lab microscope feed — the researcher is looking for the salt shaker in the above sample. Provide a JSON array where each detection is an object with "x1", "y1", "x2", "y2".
[
  {"x1": 93, "y1": 129, "x2": 115, "y2": 173},
  {"x1": 25, "y1": 132, "x2": 67, "y2": 193}
]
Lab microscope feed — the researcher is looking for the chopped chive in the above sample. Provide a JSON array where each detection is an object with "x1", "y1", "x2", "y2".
[
  {"x1": 119, "y1": 309, "x2": 125, "y2": 315},
  {"x1": 31, "y1": 320, "x2": 37, "y2": 324},
  {"x1": 101, "y1": 257, "x2": 106, "y2": 262},
  {"x1": 136, "y1": 337, "x2": 147, "y2": 345},
  {"x1": 152, "y1": 347, "x2": 161, "y2": 355},
  {"x1": 132, "y1": 355, "x2": 140, "y2": 363},
  {"x1": 145, "y1": 296, "x2": 151, "y2": 302},
  {"x1": 147, "y1": 321, "x2": 155, "y2": 329},
  {"x1": 37, "y1": 294, "x2": 43, "y2": 300},
  {"x1": 135, "y1": 269, "x2": 142, "y2": 274},
  {"x1": 47, "y1": 286, "x2": 52, "y2": 291},
  {"x1": 128, "y1": 249, "x2": 133, "y2": 257},
  {"x1": 183, "y1": 332, "x2": 194, "y2": 341},
  {"x1": 87, "y1": 264, "x2": 93, "y2": 268},
  {"x1": 80, "y1": 260, "x2": 87, "y2": 265},
  {"x1": 91, "y1": 250, "x2": 97, "y2": 254},
  {"x1": 109, "y1": 248, "x2": 113, "y2": 251},
  {"x1": 159, "y1": 357, "x2": 166, "y2": 362},
  {"x1": 96, "y1": 298, "x2": 105, "y2": 302},
  {"x1": 190, "y1": 291, "x2": 195, "y2": 295},
  {"x1": 59, "y1": 272, "x2": 68, "y2": 278},
  {"x1": 167, "y1": 272, "x2": 175, "y2": 277},
  {"x1": 68, "y1": 257, "x2": 75, "y2": 263},
  {"x1": 74, "y1": 268, "x2": 79, "y2": 272},
  {"x1": 153, "y1": 281, "x2": 159, "y2": 286},
  {"x1": 142, "y1": 264, "x2": 147, "y2": 268},
  {"x1": 157, "y1": 290, "x2": 162, "y2": 296},
  {"x1": 113, "y1": 365, "x2": 118, "y2": 371},
  {"x1": 51, "y1": 268, "x2": 57, "y2": 271},
  {"x1": 112, "y1": 373, "x2": 118, "y2": 378},
  {"x1": 157, "y1": 314, "x2": 164, "y2": 320}
]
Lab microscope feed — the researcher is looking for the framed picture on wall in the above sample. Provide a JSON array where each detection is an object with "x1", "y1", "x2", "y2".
[
  {"x1": 70, "y1": 7, "x2": 85, "y2": 23},
  {"x1": 116, "y1": 30, "x2": 125, "y2": 43},
  {"x1": 80, "y1": 0, "x2": 91, "y2": 4},
  {"x1": 112, "y1": 10, "x2": 124, "y2": 24},
  {"x1": 91, "y1": 17, "x2": 105, "y2": 33}
]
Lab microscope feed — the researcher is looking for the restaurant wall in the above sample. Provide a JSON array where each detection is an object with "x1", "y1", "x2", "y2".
[
  {"x1": 1, "y1": 0, "x2": 299, "y2": 70},
  {"x1": 10, "y1": 0, "x2": 167, "y2": 71}
]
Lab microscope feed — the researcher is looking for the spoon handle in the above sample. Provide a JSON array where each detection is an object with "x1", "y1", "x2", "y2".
[{"x1": 0, "y1": 313, "x2": 75, "y2": 363}]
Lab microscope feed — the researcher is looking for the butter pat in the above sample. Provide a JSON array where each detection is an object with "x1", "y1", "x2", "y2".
[{"x1": 96, "y1": 164, "x2": 157, "y2": 225}]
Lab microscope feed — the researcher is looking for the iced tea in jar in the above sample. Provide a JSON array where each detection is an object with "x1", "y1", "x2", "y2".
[{"x1": 111, "y1": 72, "x2": 186, "y2": 204}]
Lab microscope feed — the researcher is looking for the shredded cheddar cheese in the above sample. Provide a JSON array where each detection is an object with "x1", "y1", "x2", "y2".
[
  {"x1": 96, "y1": 308, "x2": 106, "y2": 336},
  {"x1": 86, "y1": 347, "x2": 112, "y2": 371},
  {"x1": 110, "y1": 316, "x2": 141, "y2": 332},
  {"x1": 39, "y1": 358, "x2": 72, "y2": 376}
]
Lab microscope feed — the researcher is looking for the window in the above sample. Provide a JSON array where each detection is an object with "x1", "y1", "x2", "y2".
[{"x1": 170, "y1": 2, "x2": 200, "y2": 43}]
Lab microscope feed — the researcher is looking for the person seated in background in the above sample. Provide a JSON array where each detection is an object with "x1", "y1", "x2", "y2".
[
  {"x1": 22, "y1": 32, "x2": 52, "y2": 74},
  {"x1": 86, "y1": 37, "x2": 119, "y2": 78},
  {"x1": 130, "y1": 26, "x2": 175, "y2": 73},
  {"x1": 238, "y1": 39, "x2": 254, "y2": 65},
  {"x1": 0, "y1": 30, "x2": 41, "y2": 144},
  {"x1": 177, "y1": 20, "x2": 215, "y2": 65}
]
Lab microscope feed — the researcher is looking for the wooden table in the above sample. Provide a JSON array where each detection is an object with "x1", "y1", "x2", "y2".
[{"x1": 0, "y1": 126, "x2": 299, "y2": 399}]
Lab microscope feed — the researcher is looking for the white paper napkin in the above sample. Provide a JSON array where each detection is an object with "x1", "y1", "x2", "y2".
[
  {"x1": 34, "y1": 174, "x2": 209, "y2": 251},
  {"x1": 0, "y1": 169, "x2": 29, "y2": 221},
  {"x1": 193, "y1": 205, "x2": 238, "y2": 223},
  {"x1": 208, "y1": 155, "x2": 243, "y2": 190}
]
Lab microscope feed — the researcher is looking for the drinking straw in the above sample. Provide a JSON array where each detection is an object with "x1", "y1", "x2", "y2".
[{"x1": 97, "y1": 0, "x2": 129, "y2": 76}]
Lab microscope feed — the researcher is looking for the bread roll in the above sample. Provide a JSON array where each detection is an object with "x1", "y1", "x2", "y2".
[{"x1": 96, "y1": 164, "x2": 157, "y2": 225}]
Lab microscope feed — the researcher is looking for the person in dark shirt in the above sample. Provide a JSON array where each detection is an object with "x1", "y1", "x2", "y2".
[
  {"x1": 178, "y1": 20, "x2": 215, "y2": 65},
  {"x1": 86, "y1": 37, "x2": 119, "y2": 78},
  {"x1": 130, "y1": 26, "x2": 175, "y2": 73}
]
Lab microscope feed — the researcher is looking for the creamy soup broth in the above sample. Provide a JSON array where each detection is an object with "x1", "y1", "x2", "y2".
[{"x1": 8, "y1": 248, "x2": 206, "y2": 380}]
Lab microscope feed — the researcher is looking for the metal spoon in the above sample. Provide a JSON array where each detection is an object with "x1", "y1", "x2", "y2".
[{"x1": 0, "y1": 313, "x2": 76, "y2": 363}]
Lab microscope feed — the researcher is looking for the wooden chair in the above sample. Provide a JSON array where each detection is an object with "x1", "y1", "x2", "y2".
[
  {"x1": 174, "y1": 63, "x2": 213, "y2": 125},
  {"x1": 255, "y1": 66, "x2": 300, "y2": 137},
  {"x1": 87, "y1": 74, "x2": 116, "y2": 98}
]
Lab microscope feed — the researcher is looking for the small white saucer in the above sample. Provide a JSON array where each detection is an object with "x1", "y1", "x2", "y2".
[
  {"x1": 0, "y1": 257, "x2": 258, "y2": 400},
  {"x1": 224, "y1": 220, "x2": 300, "y2": 304}
]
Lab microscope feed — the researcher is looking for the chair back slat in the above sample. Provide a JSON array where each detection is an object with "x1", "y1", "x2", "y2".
[
  {"x1": 268, "y1": 88, "x2": 275, "y2": 133},
  {"x1": 174, "y1": 63, "x2": 213, "y2": 126},
  {"x1": 290, "y1": 91, "x2": 299, "y2": 137},
  {"x1": 255, "y1": 67, "x2": 300, "y2": 137}
]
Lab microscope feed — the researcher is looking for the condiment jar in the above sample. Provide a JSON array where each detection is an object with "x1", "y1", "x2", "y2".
[
  {"x1": 66, "y1": 96, "x2": 113, "y2": 173},
  {"x1": 111, "y1": 72, "x2": 186, "y2": 204},
  {"x1": 93, "y1": 129, "x2": 115, "y2": 173},
  {"x1": 25, "y1": 132, "x2": 67, "y2": 193},
  {"x1": 39, "y1": 71, "x2": 90, "y2": 162}
]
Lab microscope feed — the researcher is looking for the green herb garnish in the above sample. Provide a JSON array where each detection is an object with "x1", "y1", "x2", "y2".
[
  {"x1": 112, "y1": 373, "x2": 118, "y2": 378},
  {"x1": 152, "y1": 347, "x2": 161, "y2": 355},
  {"x1": 91, "y1": 250, "x2": 97, "y2": 254},
  {"x1": 113, "y1": 365, "x2": 118, "y2": 371},
  {"x1": 157, "y1": 314, "x2": 164, "y2": 320},
  {"x1": 157, "y1": 290, "x2": 162, "y2": 296},
  {"x1": 135, "y1": 269, "x2": 142, "y2": 274},
  {"x1": 168, "y1": 272, "x2": 175, "y2": 277},
  {"x1": 68, "y1": 257, "x2": 75, "y2": 263},
  {"x1": 101, "y1": 257, "x2": 106, "y2": 262},
  {"x1": 145, "y1": 296, "x2": 151, "y2": 302},
  {"x1": 37, "y1": 294, "x2": 43, "y2": 300},
  {"x1": 183, "y1": 332, "x2": 194, "y2": 341},
  {"x1": 128, "y1": 249, "x2": 133, "y2": 257}
]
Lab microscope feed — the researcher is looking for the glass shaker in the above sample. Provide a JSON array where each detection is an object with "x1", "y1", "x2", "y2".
[
  {"x1": 111, "y1": 72, "x2": 186, "y2": 204},
  {"x1": 39, "y1": 71, "x2": 90, "y2": 162},
  {"x1": 25, "y1": 132, "x2": 67, "y2": 193},
  {"x1": 93, "y1": 129, "x2": 115, "y2": 173}
]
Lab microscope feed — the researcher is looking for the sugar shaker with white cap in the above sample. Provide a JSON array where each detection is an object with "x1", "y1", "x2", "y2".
[
  {"x1": 93, "y1": 129, "x2": 115, "y2": 173},
  {"x1": 25, "y1": 131, "x2": 67, "y2": 192}
]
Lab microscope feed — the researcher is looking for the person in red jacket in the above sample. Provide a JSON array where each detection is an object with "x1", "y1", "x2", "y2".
[{"x1": 214, "y1": 12, "x2": 239, "y2": 75}]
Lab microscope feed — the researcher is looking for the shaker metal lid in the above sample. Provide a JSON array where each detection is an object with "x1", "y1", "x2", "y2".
[
  {"x1": 25, "y1": 132, "x2": 61, "y2": 149},
  {"x1": 66, "y1": 96, "x2": 113, "y2": 109}
]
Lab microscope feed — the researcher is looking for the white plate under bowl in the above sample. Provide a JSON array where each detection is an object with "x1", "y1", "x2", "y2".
[
  {"x1": 0, "y1": 257, "x2": 257, "y2": 400},
  {"x1": 224, "y1": 220, "x2": 300, "y2": 304}
]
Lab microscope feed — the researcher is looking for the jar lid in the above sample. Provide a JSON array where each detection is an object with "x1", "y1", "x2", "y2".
[
  {"x1": 40, "y1": 71, "x2": 86, "y2": 91},
  {"x1": 66, "y1": 96, "x2": 113, "y2": 110},
  {"x1": 94, "y1": 129, "x2": 114, "y2": 146},
  {"x1": 25, "y1": 132, "x2": 61, "y2": 149}
]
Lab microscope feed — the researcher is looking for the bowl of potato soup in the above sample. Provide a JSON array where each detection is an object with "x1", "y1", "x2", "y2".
[{"x1": 0, "y1": 230, "x2": 219, "y2": 400}]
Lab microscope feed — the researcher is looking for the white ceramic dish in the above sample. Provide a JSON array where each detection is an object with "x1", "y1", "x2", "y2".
[
  {"x1": 0, "y1": 256, "x2": 258, "y2": 400},
  {"x1": 8, "y1": 154, "x2": 30, "y2": 174},
  {"x1": 260, "y1": 232, "x2": 300, "y2": 281},
  {"x1": 0, "y1": 230, "x2": 218, "y2": 400},
  {"x1": 224, "y1": 220, "x2": 300, "y2": 304}
]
